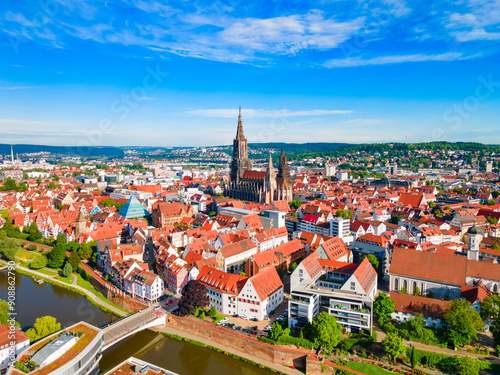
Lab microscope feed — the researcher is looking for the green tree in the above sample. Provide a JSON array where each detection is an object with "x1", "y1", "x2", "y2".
[
  {"x1": 374, "y1": 292, "x2": 395, "y2": 321},
  {"x1": 480, "y1": 295, "x2": 500, "y2": 344},
  {"x1": 178, "y1": 280, "x2": 209, "y2": 316},
  {"x1": 308, "y1": 312, "x2": 343, "y2": 353},
  {"x1": 0, "y1": 298, "x2": 10, "y2": 325},
  {"x1": 269, "y1": 322, "x2": 285, "y2": 340},
  {"x1": 29, "y1": 255, "x2": 48, "y2": 269},
  {"x1": 26, "y1": 316, "x2": 61, "y2": 342},
  {"x1": 28, "y1": 230, "x2": 42, "y2": 242},
  {"x1": 68, "y1": 251, "x2": 81, "y2": 270},
  {"x1": 1, "y1": 209, "x2": 9, "y2": 219},
  {"x1": 445, "y1": 299, "x2": 483, "y2": 347},
  {"x1": 335, "y1": 209, "x2": 353, "y2": 219},
  {"x1": 207, "y1": 306, "x2": 217, "y2": 318},
  {"x1": 77, "y1": 242, "x2": 93, "y2": 260},
  {"x1": 389, "y1": 215, "x2": 402, "y2": 225},
  {"x1": 55, "y1": 234, "x2": 67, "y2": 246},
  {"x1": 62, "y1": 263, "x2": 73, "y2": 277},
  {"x1": 456, "y1": 356, "x2": 479, "y2": 375},
  {"x1": 289, "y1": 200, "x2": 302, "y2": 210},
  {"x1": 2, "y1": 178, "x2": 17, "y2": 191},
  {"x1": 363, "y1": 254, "x2": 379, "y2": 272},
  {"x1": 426, "y1": 289, "x2": 435, "y2": 298},
  {"x1": 413, "y1": 285, "x2": 421, "y2": 296},
  {"x1": 407, "y1": 314, "x2": 425, "y2": 339},
  {"x1": 100, "y1": 198, "x2": 116, "y2": 207},
  {"x1": 410, "y1": 346, "x2": 416, "y2": 369},
  {"x1": 487, "y1": 216, "x2": 499, "y2": 225},
  {"x1": 47, "y1": 245, "x2": 66, "y2": 269},
  {"x1": 382, "y1": 332, "x2": 406, "y2": 364},
  {"x1": 485, "y1": 199, "x2": 497, "y2": 206},
  {"x1": 0, "y1": 238, "x2": 20, "y2": 261}
]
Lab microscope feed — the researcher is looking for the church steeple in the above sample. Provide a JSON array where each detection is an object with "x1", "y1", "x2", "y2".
[
  {"x1": 230, "y1": 107, "x2": 252, "y2": 183},
  {"x1": 236, "y1": 107, "x2": 244, "y2": 139}
]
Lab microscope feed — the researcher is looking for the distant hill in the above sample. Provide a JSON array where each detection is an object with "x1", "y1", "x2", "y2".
[
  {"x1": 248, "y1": 142, "x2": 352, "y2": 153},
  {"x1": 0, "y1": 144, "x2": 124, "y2": 157}
]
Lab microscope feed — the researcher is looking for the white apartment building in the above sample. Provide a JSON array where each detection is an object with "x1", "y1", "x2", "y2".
[
  {"x1": 124, "y1": 269, "x2": 165, "y2": 303},
  {"x1": 197, "y1": 266, "x2": 284, "y2": 320}
]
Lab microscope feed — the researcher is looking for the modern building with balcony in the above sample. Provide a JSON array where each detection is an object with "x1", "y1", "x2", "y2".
[{"x1": 288, "y1": 255, "x2": 377, "y2": 333}]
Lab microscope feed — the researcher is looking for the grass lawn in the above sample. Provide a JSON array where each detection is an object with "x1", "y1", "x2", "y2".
[
  {"x1": 76, "y1": 274, "x2": 130, "y2": 314},
  {"x1": 53, "y1": 274, "x2": 73, "y2": 284},
  {"x1": 31, "y1": 267, "x2": 58, "y2": 276},
  {"x1": 348, "y1": 361, "x2": 398, "y2": 375},
  {"x1": 16, "y1": 248, "x2": 38, "y2": 261}
]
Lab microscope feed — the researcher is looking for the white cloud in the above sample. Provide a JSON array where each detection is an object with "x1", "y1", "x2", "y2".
[
  {"x1": 185, "y1": 108, "x2": 352, "y2": 118},
  {"x1": 218, "y1": 12, "x2": 365, "y2": 54},
  {"x1": 324, "y1": 52, "x2": 471, "y2": 67},
  {"x1": 452, "y1": 28, "x2": 500, "y2": 41}
]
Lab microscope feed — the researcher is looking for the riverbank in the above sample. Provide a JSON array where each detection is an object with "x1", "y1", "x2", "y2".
[
  {"x1": 154, "y1": 325, "x2": 304, "y2": 375},
  {"x1": 1, "y1": 259, "x2": 128, "y2": 317}
]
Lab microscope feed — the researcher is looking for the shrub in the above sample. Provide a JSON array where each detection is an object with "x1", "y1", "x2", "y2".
[
  {"x1": 27, "y1": 244, "x2": 37, "y2": 251},
  {"x1": 14, "y1": 362, "x2": 30, "y2": 373},
  {"x1": 207, "y1": 306, "x2": 217, "y2": 317}
]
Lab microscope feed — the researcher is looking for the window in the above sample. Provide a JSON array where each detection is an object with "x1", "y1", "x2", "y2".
[{"x1": 350, "y1": 282, "x2": 355, "y2": 291}]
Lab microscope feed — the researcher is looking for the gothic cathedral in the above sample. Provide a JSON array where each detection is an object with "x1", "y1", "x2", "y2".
[{"x1": 225, "y1": 108, "x2": 293, "y2": 204}]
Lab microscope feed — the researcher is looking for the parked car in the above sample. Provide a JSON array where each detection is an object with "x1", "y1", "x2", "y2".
[
  {"x1": 153, "y1": 306, "x2": 161, "y2": 311},
  {"x1": 217, "y1": 317, "x2": 229, "y2": 325}
]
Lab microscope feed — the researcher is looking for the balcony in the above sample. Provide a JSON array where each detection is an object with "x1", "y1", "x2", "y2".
[
  {"x1": 330, "y1": 303, "x2": 370, "y2": 314},
  {"x1": 289, "y1": 296, "x2": 311, "y2": 304}
]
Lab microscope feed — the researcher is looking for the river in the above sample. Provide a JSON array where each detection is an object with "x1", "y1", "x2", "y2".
[
  {"x1": 0, "y1": 270, "x2": 116, "y2": 329},
  {"x1": 1, "y1": 271, "x2": 273, "y2": 375}
]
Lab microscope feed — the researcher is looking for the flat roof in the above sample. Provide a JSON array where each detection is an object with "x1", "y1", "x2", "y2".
[{"x1": 31, "y1": 335, "x2": 76, "y2": 366}]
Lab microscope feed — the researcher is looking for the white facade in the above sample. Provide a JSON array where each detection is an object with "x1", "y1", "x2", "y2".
[
  {"x1": 237, "y1": 280, "x2": 283, "y2": 320},
  {"x1": 330, "y1": 218, "x2": 354, "y2": 245},
  {"x1": 0, "y1": 331, "x2": 30, "y2": 371}
]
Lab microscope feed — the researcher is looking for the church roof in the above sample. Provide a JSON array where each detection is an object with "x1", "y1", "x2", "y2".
[{"x1": 242, "y1": 171, "x2": 266, "y2": 180}]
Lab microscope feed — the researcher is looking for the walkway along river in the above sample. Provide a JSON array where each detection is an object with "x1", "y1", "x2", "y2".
[{"x1": 1, "y1": 271, "x2": 273, "y2": 375}]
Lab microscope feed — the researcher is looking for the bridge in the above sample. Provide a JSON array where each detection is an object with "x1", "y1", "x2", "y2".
[{"x1": 101, "y1": 306, "x2": 168, "y2": 350}]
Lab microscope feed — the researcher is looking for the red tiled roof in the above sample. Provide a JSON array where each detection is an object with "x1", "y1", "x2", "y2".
[
  {"x1": 242, "y1": 171, "x2": 266, "y2": 180},
  {"x1": 391, "y1": 293, "x2": 450, "y2": 319},
  {"x1": 248, "y1": 267, "x2": 283, "y2": 301},
  {"x1": 197, "y1": 266, "x2": 246, "y2": 295},
  {"x1": 319, "y1": 237, "x2": 350, "y2": 260},
  {"x1": 352, "y1": 257, "x2": 377, "y2": 293}
]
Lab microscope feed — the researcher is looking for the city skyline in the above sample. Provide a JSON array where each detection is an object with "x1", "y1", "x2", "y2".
[{"x1": 0, "y1": 0, "x2": 499, "y2": 146}]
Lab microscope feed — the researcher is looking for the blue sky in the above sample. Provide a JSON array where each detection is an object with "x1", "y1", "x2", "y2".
[{"x1": 0, "y1": 0, "x2": 499, "y2": 147}]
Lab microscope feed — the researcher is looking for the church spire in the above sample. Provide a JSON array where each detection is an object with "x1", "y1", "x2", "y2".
[
  {"x1": 236, "y1": 107, "x2": 244, "y2": 139},
  {"x1": 268, "y1": 152, "x2": 273, "y2": 170}
]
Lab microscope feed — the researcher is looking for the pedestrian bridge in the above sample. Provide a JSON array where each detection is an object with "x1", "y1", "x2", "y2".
[{"x1": 101, "y1": 307, "x2": 167, "y2": 350}]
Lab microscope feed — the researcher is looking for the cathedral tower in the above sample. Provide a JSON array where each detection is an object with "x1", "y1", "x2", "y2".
[{"x1": 230, "y1": 107, "x2": 252, "y2": 183}]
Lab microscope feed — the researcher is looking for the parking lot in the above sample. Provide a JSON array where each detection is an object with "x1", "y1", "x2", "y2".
[{"x1": 216, "y1": 300, "x2": 289, "y2": 336}]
